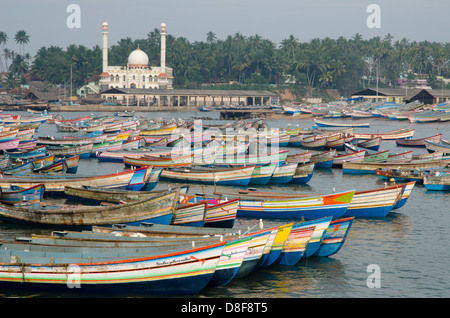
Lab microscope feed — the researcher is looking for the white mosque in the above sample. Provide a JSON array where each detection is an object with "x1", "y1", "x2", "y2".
[{"x1": 99, "y1": 21, "x2": 173, "y2": 92}]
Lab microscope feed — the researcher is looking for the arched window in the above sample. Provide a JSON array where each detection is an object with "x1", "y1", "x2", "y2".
[
  {"x1": 143, "y1": 75, "x2": 146, "y2": 82},
  {"x1": 133, "y1": 75, "x2": 136, "y2": 80},
  {"x1": 123, "y1": 75, "x2": 126, "y2": 81},
  {"x1": 116, "y1": 75, "x2": 119, "y2": 82},
  {"x1": 110, "y1": 75, "x2": 114, "y2": 81}
]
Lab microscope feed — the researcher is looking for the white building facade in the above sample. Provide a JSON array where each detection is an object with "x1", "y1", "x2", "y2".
[{"x1": 99, "y1": 21, "x2": 173, "y2": 92}]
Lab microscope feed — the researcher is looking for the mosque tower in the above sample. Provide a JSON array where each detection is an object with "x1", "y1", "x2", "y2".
[
  {"x1": 160, "y1": 22, "x2": 166, "y2": 75},
  {"x1": 99, "y1": 20, "x2": 110, "y2": 92}
]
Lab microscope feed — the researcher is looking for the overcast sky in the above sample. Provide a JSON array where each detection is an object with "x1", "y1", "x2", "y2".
[{"x1": 1, "y1": 0, "x2": 449, "y2": 57}]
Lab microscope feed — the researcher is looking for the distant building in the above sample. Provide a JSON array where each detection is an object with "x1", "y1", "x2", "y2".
[
  {"x1": 99, "y1": 21, "x2": 173, "y2": 92},
  {"x1": 77, "y1": 75, "x2": 101, "y2": 97},
  {"x1": 351, "y1": 87, "x2": 450, "y2": 105}
]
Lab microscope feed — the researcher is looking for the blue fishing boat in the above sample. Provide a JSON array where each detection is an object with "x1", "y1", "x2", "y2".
[
  {"x1": 228, "y1": 190, "x2": 355, "y2": 220},
  {"x1": 312, "y1": 217, "x2": 354, "y2": 257},
  {"x1": 249, "y1": 163, "x2": 277, "y2": 185},
  {"x1": 140, "y1": 168, "x2": 162, "y2": 191},
  {"x1": 0, "y1": 184, "x2": 45, "y2": 205},
  {"x1": 274, "y1": 223, "x2": 315, "y2": 265},
  {"x1": 302, "y1": 216, "x2": 334, "y2": 258},
  {"x1": 344, "y1": 184, "x2": 405, "y2": 217},
  {"x1": 270, "y1": 163, "x2": 297, "y2": 184},
  {"x1": 290, "y1": 163, "x2": 315, "y2": 184},
  {"x1": 423, "y1": 174, "x2": 450, "y2": 191},
  {"x1": 392, "y1": 181, "x2": 416, "y2": 209}
]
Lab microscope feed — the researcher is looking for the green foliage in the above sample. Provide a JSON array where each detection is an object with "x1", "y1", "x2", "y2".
[{"x1": 23, "y1": 30, "x2": 450, "y2": 98}]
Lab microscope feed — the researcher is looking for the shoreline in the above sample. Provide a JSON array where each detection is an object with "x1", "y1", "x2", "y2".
[{"x1": 0, "y1": 103, "x2": 311, "y2": 119}]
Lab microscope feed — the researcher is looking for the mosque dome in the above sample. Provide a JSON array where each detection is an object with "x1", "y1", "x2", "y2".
[{"x1": 128, "y1": 45, "x2": 149, "y2": 67}]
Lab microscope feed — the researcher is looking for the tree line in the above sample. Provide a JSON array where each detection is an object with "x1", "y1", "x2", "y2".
[{"x1": 2, "y1": 28, "x2": 450, "y2": 97}]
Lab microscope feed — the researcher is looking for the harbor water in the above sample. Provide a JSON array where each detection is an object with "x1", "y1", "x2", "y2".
[{"x1": 0, "y1": 110, "x2": 449, "y2": 298}]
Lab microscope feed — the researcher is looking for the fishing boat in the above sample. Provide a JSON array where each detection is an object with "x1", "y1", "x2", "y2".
[
  {"x1": 301, "y1": 216, "x2": 333, "y2": 257},
  {"x1": 0, "y1": 189, "x2": 179, "y2": 227},
  {"x1": 287, "y1": 133, "x2": 303, "y2": 147},
  {"x1": 204, "y1": 198, "x2": 239, "y2": 228},
  {"x1": 363, "y1": 150, "x2": 390, "y2": 163},
  {"x1": 291, "y1": 163, "x2": 315, "y2": 184},
  {"x1": 342, "y1": 159, "x2": 450, "y2": 175},
  {"x1": 312, "y1": 217, "x2": 354, "y2": 257},
  {"x1": 392, "y1": 181, "x2": 416, "y2": 209},
  {"x1": 172, "y1": 202, "x2": 206, "y2": 227},
  {"x1": 285, "y1": 151, "x2": 312, "y2": 164},
  {"x1": 123, "y1": 154, "x2": 193, "y2": 168},
  {"x1": 5, "y1": 146, "x2": 47, "y2": 160},
  {"x1": 46, "y1": 143, "x2": 93, "y2": 159},
  {"x1": 274, "y1": 223, "x2": 315, "y2": 265},
  {"x1": 37, "y1": 134, "x2": 107, "y2": 146},
  {"x1": 395, "y1": 133, "x2": 442, "y2": 147},
  {"x1": 0, "y1": 167, "x2": 153, "y2": 194},
  {"x1": 270, "y1": 163, "x2": 297, "y2": 184},
  {"x1": 357, "y1": 137, "x2": 382, "y2": 151},
  {"x1": 344, "y1": 184, "x2": 405, "y2": 217},
  {"x1": 249, "y1": 163, "x2": 277, "y2": 185},
  {"x1": 332, "y1": 149, "x2": 366, "y2": 166},
  {"x1": 216, "y1": 189, "x2": 355, "y2": 220},
  {"x1": 300, "y1": 135, "x2": 327, "y2": 150},
  {"x1": 0, "y1": 184, "x2": 45, "y2": 205},
  {"x1": 325, "y1": 136, "x2": 345, "y2": 150},
  {"x1": 64, "y1": 186, "x2": 179, "y2": 206},
  {"x1": 424, "y1": 140, "x2": 450, "y2": 155},
  {"x1": 212, "y1": 150, "x2": 289, "y2": 167},
  {"x1": 309, "y1": 149, "x2": 335, "y2": 169},
  {"x1": 257, "y1": 223, "x2": 293, "y2": 267},
  {"x1": 0, "y1": 239, "x2": 226, "y2": 295},
  {"x1": 386, "y1": 151, "x2": 413, "y2": 163},
  {"x1": 352, "y1": 128, "x2": 415, "y2": 140},
  {"x1": 423, "y1": 174, "x2": 450, "y2": 191},
  {"x1": 160, "y1": 166, "x2": 255, "y2": 186},
  {"x1": 314, "y1": 118, "x2": 370, "y2": 128},
  {"x1": 207, "y1": 237, "x2": 252, "y2": 287},
  {"x1": 0, "y1": 138, "x2": 20, "y2": 150}
]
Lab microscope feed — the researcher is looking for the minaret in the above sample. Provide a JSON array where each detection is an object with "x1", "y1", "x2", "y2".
[
  {"x1": 102, "y1": 20, "x2": 109, "y2": 73},
  {"x1": 160, "y1": 22, "x2": 166, "y2": 74}
]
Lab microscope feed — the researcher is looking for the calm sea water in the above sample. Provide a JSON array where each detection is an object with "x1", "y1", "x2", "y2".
[{"x1": 0, "y1": 110, "x2": 449, "y2": 299}]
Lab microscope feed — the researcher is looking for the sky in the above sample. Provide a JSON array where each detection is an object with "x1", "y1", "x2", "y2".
[{"x1": 1, "y1": 0, "x2": 449, "y2": 57}]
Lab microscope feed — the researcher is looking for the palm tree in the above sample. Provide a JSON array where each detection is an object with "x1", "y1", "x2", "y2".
[
  {"x1": 0, "y1": 31, "x2": 7, "y2": 72},
  {"x1": 206, "y1": 31, "x2": 217, "y2": 44},
  {"x1": 14, "y1": 30, "x2": 30, "y2": 55},
  {"x1": 3, "y1": 72, "x2": 19, "y2": 89},
  {"x1": 9, "y1": 54, "x2": 29, "y2": 77}
]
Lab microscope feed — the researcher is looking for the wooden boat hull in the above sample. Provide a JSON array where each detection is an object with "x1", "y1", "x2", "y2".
[
  {"x1": 395, "y1": 133, "x2": 442, "y2": 147},
  {"x1": 160, "y1": 166, "x2": 255, "y2": 186},
  {"x1": 0, "y1": 241, "x2": 225, "y2": 295},
  {"x1": 0, "y1": 189, "x2": 179, "y2": 227},
  {"x1": 291, "y1": 163, "x2": 315, "y2": 184},
  {"x1": 0, "y1": 184, "x2": 45, "y2": 205},
  {"x1": 274, "y1": 224, "x2": 315, "y2": 265},
  {"x1": 423, "y1": 175, "x2": 450, "y2": 191},
  {"x1": 249, "y1": 164, "x2": 277, "y2": 185},
  {"x1": 312, "y1": 217, "x2": 354, "y2": 257},
  {"x1": 236, "y1": 190, "x2": 355, "y2": 220},
  {"x1": 344, "y1": 185, "x2": 404, "y2": 217},
  {"x1": 314, "y1": 118, "x2": 370, "y2": 128},
  {"x1": 270, "y1": 163, "x2": 297, "y2": 184},
  {"x1": 342, "y1": 160, "x2": 450, "y2": 175},
  {"x1": 302, "y1": 217, "x2": 333, "y2": 257},
  {"x1": 0, "y1": 168, "x2": 152, "y2": 194}
]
